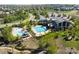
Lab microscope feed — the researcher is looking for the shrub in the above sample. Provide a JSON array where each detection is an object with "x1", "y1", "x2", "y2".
[
  {"x1": 1, "y1": 26, "x2": 16, "y2": 42},
  {"x1": 47, "y1": 45, "x2": 57, "y2": 54}
]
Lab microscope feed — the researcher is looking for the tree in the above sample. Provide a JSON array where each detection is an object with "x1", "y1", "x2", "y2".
[
  {"x1": 40, "y1": 11, "x2": 48, "y2": 18},
  {"x1": 4, "y1": 10, "x2": 29, "y2": 23},
  {"x1": 1, "y1": 26, "x2": 16, "y2": 42},
  {"x1": 4, "y1": 14, "x2": 17, "y2": 23},
  {"x1": 32, "y1": 12, "x2": 40, "y2": 19},
  {"x1": 39, "y1": 32, "x2": 58, "y2": 53}
]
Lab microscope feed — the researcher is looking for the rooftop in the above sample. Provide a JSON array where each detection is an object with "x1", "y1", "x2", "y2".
[{"x1": 50, "y1": 17, "x2": 69, "y2": 24}]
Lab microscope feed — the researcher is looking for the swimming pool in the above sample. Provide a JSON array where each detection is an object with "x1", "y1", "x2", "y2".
[
  {"x1": 16, "y1": 29, "x2": 24, "y2": 36},
  {"x1": 34, "y1": 25, "x2": 47, "y2": 32},
  {"x1": 12, "y1": 27, "x2": 28, "y2": 37}
]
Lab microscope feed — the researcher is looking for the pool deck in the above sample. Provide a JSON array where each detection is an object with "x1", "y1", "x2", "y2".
[{"x1": 22, "y1": 32, "x2": 32, "y2": 40}]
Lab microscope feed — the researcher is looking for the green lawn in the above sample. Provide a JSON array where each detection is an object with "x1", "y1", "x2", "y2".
[
  {"x1": 0, "y1": 20, "x2": 22, "y2": 28},
  {"x1": 63, "y1": 40, "x2": 79, "y2": 50}
]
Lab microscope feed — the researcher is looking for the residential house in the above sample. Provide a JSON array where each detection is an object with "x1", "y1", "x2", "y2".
[{"x1": 48, "y1": 17, "x2": 71, "y2": 31}]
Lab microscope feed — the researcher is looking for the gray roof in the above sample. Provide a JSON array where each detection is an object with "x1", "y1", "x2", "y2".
[{"x1": 51, "y1": 17, "x2": 69, "y2": 23}]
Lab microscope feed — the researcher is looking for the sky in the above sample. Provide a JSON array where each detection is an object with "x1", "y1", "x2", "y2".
[{"x1": 0, "y1": 0, "x2": 79, "y2": 5}]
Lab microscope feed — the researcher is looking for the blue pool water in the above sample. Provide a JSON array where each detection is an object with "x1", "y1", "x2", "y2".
[
  {"x1": 13, "y1": 28, "x2": 27, "y2": 36},
  {"x1": 34, "y1": 25, "x2": 47, "y2": 32},
  {"x1": 16, "y1": 30, "x2": 24, "y2": 36}
]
